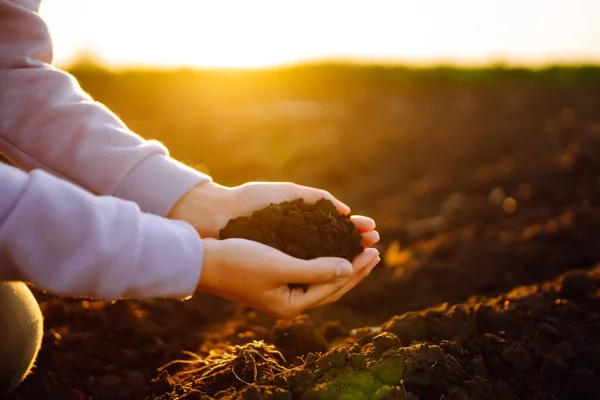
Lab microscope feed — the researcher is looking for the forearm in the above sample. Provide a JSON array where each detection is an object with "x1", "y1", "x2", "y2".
[
  {"x1": 0, "y1": 163, "x2": 203, "y2": 301},
  {"x1": 0, "y1": 0, "x2": 211, "y2": 216}
]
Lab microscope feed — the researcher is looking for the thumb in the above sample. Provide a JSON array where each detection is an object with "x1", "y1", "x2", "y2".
[{"x1": 276, "y1": 257, "x2": 353, "y2": 285}]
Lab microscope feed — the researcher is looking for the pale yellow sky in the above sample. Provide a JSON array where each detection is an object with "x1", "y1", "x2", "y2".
[{"x1": 39, "y1": 0, "x2": 600, "y2": 69}]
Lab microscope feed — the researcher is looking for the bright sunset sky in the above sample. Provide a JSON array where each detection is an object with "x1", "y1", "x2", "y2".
[{"x1": 39, "y1": 0, "x2": 599, "y2": 69}]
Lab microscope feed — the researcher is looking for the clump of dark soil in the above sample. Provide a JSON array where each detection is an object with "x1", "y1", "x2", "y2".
[
  {"x1": 153, "y1": 266, "x2": 600, "y2": 400},
  {"x1": 271, "y1": 315, "x2": 328, "y2": 363},
  {"x1": 219, "y1": 199, "x2": 364, "y2": 263}
]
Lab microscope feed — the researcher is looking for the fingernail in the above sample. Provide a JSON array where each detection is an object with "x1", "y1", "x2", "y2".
[{"x1": 337, "y1": 261, "x2": 353, "y2": 278}]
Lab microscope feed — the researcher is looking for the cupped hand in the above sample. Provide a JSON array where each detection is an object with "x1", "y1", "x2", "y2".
[
  {"x1": 198, "y1": 238, "x2": 380, "y2": 320},
  {"x1": 168, "y1": 181, "x2": 379, "y2": 247}
]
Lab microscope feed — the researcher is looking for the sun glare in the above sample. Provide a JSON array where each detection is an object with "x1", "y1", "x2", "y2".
[{"x1": 39, "y1": 0, "x2": 600, "y2": 69}]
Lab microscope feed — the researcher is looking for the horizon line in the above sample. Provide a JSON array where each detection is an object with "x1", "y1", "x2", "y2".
[{"x1": 62, "y1": 56, "x2": 600, "y2": 72}]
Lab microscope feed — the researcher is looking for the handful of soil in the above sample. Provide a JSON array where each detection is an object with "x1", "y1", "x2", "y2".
[{"x1": 219, "y1": 198, "x2": 364, "y2": 263}]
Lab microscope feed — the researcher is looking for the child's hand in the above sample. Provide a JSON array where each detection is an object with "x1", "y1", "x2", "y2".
[
  {"x1": 168, "y1": 181, "x2": 379, "y2": 247},
  {"x1": 197, "y1": 238, "x2": 380, "y2": 320}
]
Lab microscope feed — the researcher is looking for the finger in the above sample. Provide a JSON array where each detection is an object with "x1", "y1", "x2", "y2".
[
  {"x1": 311, "y1": 255, "x2": 381, "y2": 309},
  {"x1": 350, "y1": 247, "x2": 380, "y2": 268},
  {"x1": 289, "y1": 184, "x2": 351, "y2": 215},
  {"x1": 361, "y1": 230, "x2": 380, "y2": 248},
  {"x1": 311, "y1": 255, "x2": 381, "y2": 308},
  {"x1": 292, "y1": 249, "x2": 380, "y2": 310},
  {"x1": 274, "y1": 256, "x2": 354, "y2": 285},
  {"x1": 312, "y1": 250, "x2": 380, "y2": 308},
  {"x1": 351, "y1": 215, "x2": 376, "y2": 232}
]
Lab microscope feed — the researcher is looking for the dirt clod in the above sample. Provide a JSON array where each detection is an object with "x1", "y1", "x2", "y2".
[
  {"x1": 219, "y1": 199, "x2": 364, "y2": 263},
  {"x1": 272, "y1": 315, "x2": 328, "y2": 362}
]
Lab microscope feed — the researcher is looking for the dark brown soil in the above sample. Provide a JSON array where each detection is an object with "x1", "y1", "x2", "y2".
[
  {"x1": 148, "y1": 267, "x2": 600, "y2": 400},
  {"x1": 219, "y1": 199, "x2": 364, "y2": 263},
  {"x1": 6, "y1": 70, "x2": 600, "y2": 400}
]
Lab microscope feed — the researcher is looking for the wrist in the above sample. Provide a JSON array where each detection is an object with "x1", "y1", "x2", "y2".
[
  {"x1": 167, "y1": 181, "x2": 233, "y2": 237},
  {"x1": 197, "y1": 238, "x2": 225, "y2": 293}
]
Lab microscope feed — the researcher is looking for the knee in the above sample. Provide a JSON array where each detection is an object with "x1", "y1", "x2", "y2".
[{"x1": 0, "y1": 282, "x2": 43, "y2": 395}]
